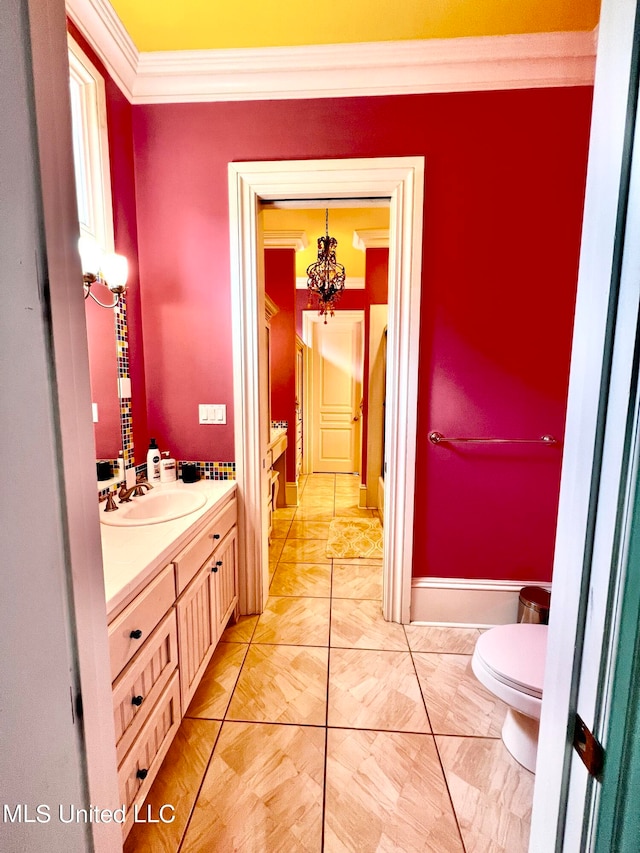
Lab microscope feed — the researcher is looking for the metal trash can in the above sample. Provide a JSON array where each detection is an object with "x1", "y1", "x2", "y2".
[{"x1": 517, "y1": 586, "x2": 551, "y2": 624}]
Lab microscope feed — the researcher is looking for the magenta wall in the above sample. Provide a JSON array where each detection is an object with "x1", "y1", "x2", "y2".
[
  {"x1": 132, "y1": 88, "x2": 592, "y2": 582},
  {"x1": 68, "y1": 22, "x2": 148, "y2": 462},
  {"x1": 85, "y1": 297, "x2": 120, "y2": 457},
  {"x1": 265, "y1": 249, "x2": 297, "y2": 478}
]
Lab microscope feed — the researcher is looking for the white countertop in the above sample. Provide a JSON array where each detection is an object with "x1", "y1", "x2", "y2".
[{"x1": 100, "y1": 479, "x2": 237, "y2": 619}]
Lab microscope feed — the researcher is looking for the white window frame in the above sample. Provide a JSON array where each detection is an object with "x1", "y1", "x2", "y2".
[{"x1": 67, "y1": 35, "x2": 114, "y2": 253}]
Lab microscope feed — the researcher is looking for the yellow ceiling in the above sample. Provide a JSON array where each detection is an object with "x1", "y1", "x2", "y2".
[
  {"x1": 263, "y1": 207, "x2": 390, "y2": 279},
  {"x1": 110, "y1": 0, "x2": 600, "y2": 52}
]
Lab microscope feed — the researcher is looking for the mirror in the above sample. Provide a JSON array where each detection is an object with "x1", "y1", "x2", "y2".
[{"x1": 85, "y1": 295, "x2": 122, "y2": 465}]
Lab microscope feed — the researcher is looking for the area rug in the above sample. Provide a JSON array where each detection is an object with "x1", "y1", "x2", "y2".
[{"x1": 326, "y1": 518, "x2": 384, "y2": 559}]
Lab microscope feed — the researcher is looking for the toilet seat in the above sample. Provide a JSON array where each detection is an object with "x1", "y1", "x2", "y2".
[
  {"x1": 474, "y1": 623, "x2": 547, "y2": 700},
  {"x1": 471, "y1": 623, "x2": 548, "y2": 772}
]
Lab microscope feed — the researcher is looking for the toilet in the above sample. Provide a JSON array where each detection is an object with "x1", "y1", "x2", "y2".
[{"x1": 471, "y1": 623, "x2": 547, "y2": 773}]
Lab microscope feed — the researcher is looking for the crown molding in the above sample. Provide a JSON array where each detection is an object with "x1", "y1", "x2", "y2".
[
  {"x1": 65, "y1": 1, "x2": 597, "y2": 105},
  {"x1": 263, "y1": 231, "x2": 309, "y2": 251},
  {"x1": 296, "y1": 276, "x2": 365, "y2": 290},
  {"x1": 66, "y1": 0, "x2": 137, "y2": 100},
  {"x1": 353, "y1": 229, "x2": 390, "y2": 250}
]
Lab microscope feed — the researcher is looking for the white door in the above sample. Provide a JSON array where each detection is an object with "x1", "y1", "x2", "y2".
[
  {"x1": 529, "y1": 0, "x2": 640, "y2": 848},
  {"x1": 310, "y1": 312, "x2": 363, "y2": 473}
]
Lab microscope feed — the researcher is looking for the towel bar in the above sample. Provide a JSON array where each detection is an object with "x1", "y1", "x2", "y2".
[{"x1": 429, "y1": 432, "x2": 556, "y2": 445}]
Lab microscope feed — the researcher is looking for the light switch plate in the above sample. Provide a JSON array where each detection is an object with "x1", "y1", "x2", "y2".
[{"x1": 199, "y1": 404, "x2": 226, "y2": 424}]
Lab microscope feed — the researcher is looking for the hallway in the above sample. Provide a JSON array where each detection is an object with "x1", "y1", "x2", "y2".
[{"x1": 125, "y1": 474, "x2": 533, "y2": 852}]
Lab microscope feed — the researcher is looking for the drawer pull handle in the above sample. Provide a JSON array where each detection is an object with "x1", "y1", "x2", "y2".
[
  {"x1": 213, "y1": 533, "x2": 221, "y2": 540},
  {"x1": 129, "y1": 629, "x2": 143, "y2": 640},
  {"x1": 136, "y1": 768, "x2": 148, "y2": 780},
  {"x1": 131, "y1": 695, "x2": 144, "y2": 706},
  {"x1": 216, "y1": 560, "x2": 223, "y2": 566}
]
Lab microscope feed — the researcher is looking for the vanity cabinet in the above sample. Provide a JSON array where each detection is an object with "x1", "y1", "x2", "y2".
[
  {"x1": 211, "y1": 527, "x2": 238, "y2": 641},
  {"x1": 106, "y1": 487, "x2": 238, "y2": 838}
]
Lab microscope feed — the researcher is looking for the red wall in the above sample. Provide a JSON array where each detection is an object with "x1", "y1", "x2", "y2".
[
  {"x1": 265, "y1": 249, "x2": 297, "y2": 478},
  {"x1": 132, "y1": 88, "x2": 592, "y2": 582}
]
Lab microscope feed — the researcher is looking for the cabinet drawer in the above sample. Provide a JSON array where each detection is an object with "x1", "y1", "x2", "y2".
[
  {"x1": 108, "y1": 564, "x2": 175, "y2": 681},
  {"x1": 112, "y1": 609, "x2": 178, "y2": 764},
  {"x1": 174, "y1": 496, "x2": 237, "y2": 594},
  {"x1": 119, "y1": 671, "x2": 181, "y2": 837}
]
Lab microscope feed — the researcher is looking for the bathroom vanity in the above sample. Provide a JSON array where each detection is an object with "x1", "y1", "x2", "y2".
[{"x1": 100, "y1": 480, "x2": 237, "y2": 837}]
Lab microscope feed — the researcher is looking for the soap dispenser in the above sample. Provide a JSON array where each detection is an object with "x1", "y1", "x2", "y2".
[
  {"x1": 146, "y1": 438, "x2": 161, "y2": 483},
  {"x1": 160, "y1": 451, "x2": 177, "y2": 483}
]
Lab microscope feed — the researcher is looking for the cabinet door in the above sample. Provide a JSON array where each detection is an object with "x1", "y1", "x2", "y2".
[
  {"x1": 211, "y1": 528, "x2": 238, "y2": 642},
  {"x1": 176, "y1": 566, "x2": 216, "y2": 711}
]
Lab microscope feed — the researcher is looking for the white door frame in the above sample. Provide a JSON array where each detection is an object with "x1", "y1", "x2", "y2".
[
  {"x1": 229, "y1": 157, "x2": 424, "y2": 620},
  {"x1": 303, "y1": 309, "x2": 364, "y2": 476}
]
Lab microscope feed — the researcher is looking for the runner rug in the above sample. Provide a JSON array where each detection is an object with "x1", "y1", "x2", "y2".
[{"x1": 326, "y1": 517, "x2": 384, "y2": 559}]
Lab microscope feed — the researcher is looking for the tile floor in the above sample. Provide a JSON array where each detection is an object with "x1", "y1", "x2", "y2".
[{"x1": 124, "y1": 474, "x2": 534, "y2": 853}]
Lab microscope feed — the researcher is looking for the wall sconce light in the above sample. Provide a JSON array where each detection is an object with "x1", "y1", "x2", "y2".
[
  {"x1": 79, "y1": 236, "x2": 128, "y2": 308},
  {"x1": 306, "y1": 209, "x2": 346, "y2": 323}
]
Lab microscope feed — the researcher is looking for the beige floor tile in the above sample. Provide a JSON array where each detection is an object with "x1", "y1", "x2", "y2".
[
  {"x1": 413, "y1": 653, "x2": 507, "y2": 737},
  {"x1": 334, "y1": 557, "x2": 383, "y2": 566},
  {"x1": 328, "y1": 648, "x2": 430, "y2": 733},
  {"x1": 304, "y1": 473, "x2": 335, "y2": 483},
  {"x1": 331, "y1": 598, "x2": 408, "y2": 651},
  {"x1": 405, "y1": 625, "x2": 482, "y2": 654},
  {"x1": 273, "y1": 506, "x2": 297, "y2": 520},
  {"x1": 300, "y1": 481, "x2": 335, "y2": 492},
  {"x1": 221, "y1": 614, "x2": 258, "y2": 643},
  {"x1": 332, "y1": 562, "x2": 383, "y2": 600},
  {"x1": 333, "y1": 504, "x2": 376, "y2": 518},
  {"x1": 279, "y1": 539, "x2": 331, "y2": 563},
  {"x1": 324, "y1": 729, "x2": 464, "y2": 853},
  {"x1": 253, "y1": 596, "x2": 330, "y2": 646},
  {"x1": 436, "y1": 735, "x2": 534, "y2": 853},
  {"x1": 333, "y1": 491, "x2": 362, "y2": 503},
  {"x1": 270, "y1": 562, "x2": 332, "y2": 597},
  {"x1": 269, "y1": 538, "x2": 286, "y2": 567},
  {"x1": 298, "y1": 487, "x2": 335, "y2": 501},
  {"x1": 287, "y1": 520, "x2": 332, "y2": 540},
  {"x1": 271, "y1": 517, "x2": 293, "y2": 538},
  {"x1": 186, "y1": 643, "x2": 248, "y2": 719},
  {"x1": 227, "y1": 644, "x2": 328, "y2": 725},
  {"x1": 180, "y1": 722, "x2": 325, "y2": 853},
  {"x1": 124, "y1": 718, "x2": 221, "y2": 853},
  {"x1": 293, "y1": 506, "x2": 336, "y2": 522}
]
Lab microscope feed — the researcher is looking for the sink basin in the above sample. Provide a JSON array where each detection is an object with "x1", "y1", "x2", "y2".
[{"x1": 100, "y1": 488, "x2": 207, "y2": 526}]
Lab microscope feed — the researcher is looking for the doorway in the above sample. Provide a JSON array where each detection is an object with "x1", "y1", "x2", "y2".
[
  {"x1": 305, "y1": 310, "x2": 364, "y2": 476},
  {"x1": 228, "y1": 157, "x2": 425, "y2": 621}
]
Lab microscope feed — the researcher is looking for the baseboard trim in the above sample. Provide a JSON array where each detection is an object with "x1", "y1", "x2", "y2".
[
  {"x1": 411, "y1": 576, "x2": 551, "y2": 627},
  {"x1": 285, "y1": 481, "x2": 299, "y2": 507},
  {"x1": 359, "y1": 484, "x2": 368, "y2": 508}
]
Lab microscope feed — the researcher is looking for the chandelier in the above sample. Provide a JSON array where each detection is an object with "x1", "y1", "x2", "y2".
[{"x1": 306, "y1": 209, "x2": 346, "y2": 322}]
